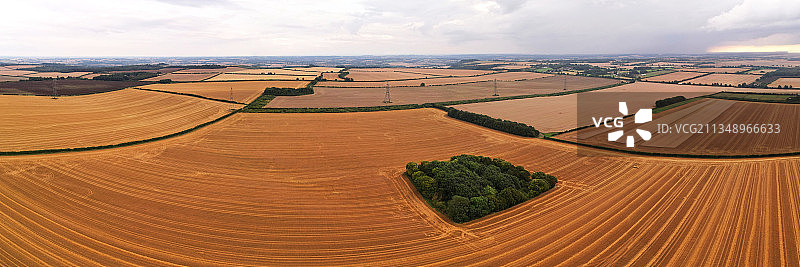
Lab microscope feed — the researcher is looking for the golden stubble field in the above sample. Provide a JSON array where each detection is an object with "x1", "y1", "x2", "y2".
[
  {"x1": 0, "y1": 109, "x2": 798, "y2": 265},
  {"x1": 0, "y1": 89, "x2": 239, "y2": 152}
]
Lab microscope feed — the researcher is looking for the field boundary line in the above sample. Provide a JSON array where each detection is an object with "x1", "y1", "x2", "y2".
[
  {"x1": 133, "y1": 87, "x2": 245, "y2": 104},
  {"x1": 0, "y1": 110, "x2": 240, "y2": 156}
]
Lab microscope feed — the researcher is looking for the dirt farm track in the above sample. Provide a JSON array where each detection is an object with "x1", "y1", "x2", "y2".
[{"x1": 1, "y1": 109, "x2": 798, "y2": 265}]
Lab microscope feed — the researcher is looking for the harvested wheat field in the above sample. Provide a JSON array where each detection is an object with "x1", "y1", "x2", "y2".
[
  {"x1": 681, "y1": 73, "x2": 761, "y2": 86},
  {"x1": 207, "y1": 73, "x2": 317, "y2": 81},
  {"x1": 680, "y1": 67, "x2": 750, "y2": 73},
  {"x1": 558, "y1": 98, "x2": 800, "y2": 155},
  {"x1": 0, "y1": 76, "x2": 26, "y2": 82},
  {"x1": 267, "y1": 75, "x2": 616, "y2": 108},
  {"x1": 141, "y1": 72, "x2": 220, "y2": 82},
  {"x1": 642, "y1": 71, "x2": 706, "y2": 82},
  {"x1": 0, "y1": 89, "x2": 237, "y2": 152},
  {"x1": 227, "y1": 68, "x2": 321, "y2": 76},
  {"x1": 138, "y1": 80, "x2": 306, "y2": 103},
  {"x1": 747, "y1": 69, "x2": 777, "y2": 75},
  {"x1": 452, "y1": 82, "x2": 749, "y2": 133},
  {"x1": 288, "y1": 67, "x2": 344, "y2": 73},
  {"x1": 172, "y1": 67, "x2": 247, "y2": 74},
  {"x1": 0, "y1": 69, "x2": 36, "y2": 76},
  {"x1": 317, "y1": 72, "x2": 550, "y2": 88},
  {"x1": 770, "y1": 78, "x2": 800, "y2": 88},
  {"x1": 321, "y1": 72, "x2": 342, "y2": 81},
  {"x1": 0, "y1": 108, "x2": 798, "y2": 265}
]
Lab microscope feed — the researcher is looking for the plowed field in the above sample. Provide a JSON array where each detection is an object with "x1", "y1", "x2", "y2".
[{"x1": 557, "y1": 98, "x2": 800, "y2": 156}]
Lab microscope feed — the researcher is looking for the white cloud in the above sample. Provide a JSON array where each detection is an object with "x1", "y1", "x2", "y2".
[
  {"x1": 0, "y1": 0, "x2": 793, "y2": 56},
  {"x1": 705, "y1": 0, "x2": 800, "y2": 31}
]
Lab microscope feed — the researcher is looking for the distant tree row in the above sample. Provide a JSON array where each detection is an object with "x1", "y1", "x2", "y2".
[
  {"x1": 92, "y1": 72, "x2": 159, "y2": 81},
  {"x1": 655, "y1": 96, "x2": 686, "y2": 108},
  {"x1": 441, "y1": 107, "x2": 539, "y2": 137},
  {"x1": 406, "y1": 155, "x2": 557, "y2": 223}
]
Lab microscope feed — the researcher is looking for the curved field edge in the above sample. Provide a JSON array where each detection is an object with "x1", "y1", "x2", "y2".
[{"x1": 0, "y1": 110, "x2": 239, "y2": 156}]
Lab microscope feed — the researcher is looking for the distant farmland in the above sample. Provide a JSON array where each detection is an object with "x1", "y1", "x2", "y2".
[
  {"x1": 558, "y1": 98, "x2": 800, "y2": 155},
  {"x1": 0, "y1": 80, "x2": 146, "y2": 95},
  {"x1": 138, "y1": 80, "x2": 308, "y2": 103},
  {"x1": 642, "y1": 71, "x2": 705, "y2": 82},
  {"x1": 267, "y1": 75, "x2": 617, "y2": 108},
  {"x1": 317, "y1": 72, "x2": 550, "y2": 87},
  {"x1": 681, "y1": 73, "x2": 761, "y2": 86}
]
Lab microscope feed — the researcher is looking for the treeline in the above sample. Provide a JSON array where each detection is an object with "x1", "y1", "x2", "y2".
[
  {"x1": 92, "y1": 72, "x2": 159, "y2": 81},
  {"x1": 655, "y1": 96, "x2": 686, "y2": 108},
  {"x1": 756, "y1": 67, "x2": 800, "y2": 85},
  {"x1": 440, "y1": 107, "x2": 539, "y2": 137},
  {"x1": 263, "y1": 78, "x2": 318, "y2": 96},
  {"x1": 406, "y1": 155, "x2": 557, "y2": 223}
]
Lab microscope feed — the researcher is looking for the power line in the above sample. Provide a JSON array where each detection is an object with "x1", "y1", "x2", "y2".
[
  {"x1": 383, "y1": 82, "x2": 392, "y2": 103},
  {"x1": 493, "y1": 78, "x2": 499, "y2": 96}
]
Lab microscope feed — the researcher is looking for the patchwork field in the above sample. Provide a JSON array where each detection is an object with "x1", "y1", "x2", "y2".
[
  {"x1": 206, "y1": 73, "x2": 317, "y2": 81},
  {"x1": 0, "y1": 80, "x2": 146, "y2": 96},
  {"x1": 267, "y1": 75, "x2": 617, "y2": 108},
  {"x1": 0, "y1": 89, "x2": 237, "y2": 152},
  {"x1": 317, "y1": 72, "x2": 551, "y2": 88},
  {"x1": 452, "y1": 82, "x2": 746, "y2": 133},
  {"x1": 769, "y1": 78, "x2": 800, "y2": 88},
  {"x1": 0, "y1": 109, "x2": 798, "y2": 265},
  {"x1": 642, "y1": 71, "x2": 706, "y2": 82},
  {"x1": 138, "y1": 80, "x2": 307, "y2": 103},
  {"x1": 558, "y1": 98, "x2": 800, "y2": 155},
  {"x1": 681, "y1": 73, "x2": 761, "y2": 86}
]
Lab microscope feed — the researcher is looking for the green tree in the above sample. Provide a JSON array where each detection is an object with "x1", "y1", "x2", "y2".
[
  {"x1": 469, "y1": 196, "x2": 492, "y2": 219},
  {"x1": 413, "y1": 175, "x2": 437, "y2": 199},
  {"x1": 527, "y1": 179, "x2": 550, "y2": 198},
  {"x1": 446, "y1": 195, "x2": 471, "y2": 223}
]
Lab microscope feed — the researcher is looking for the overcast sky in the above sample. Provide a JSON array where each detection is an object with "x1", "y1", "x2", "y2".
[{"x1": 1, "y1": 0, "x2": 799, "y2": 56}]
